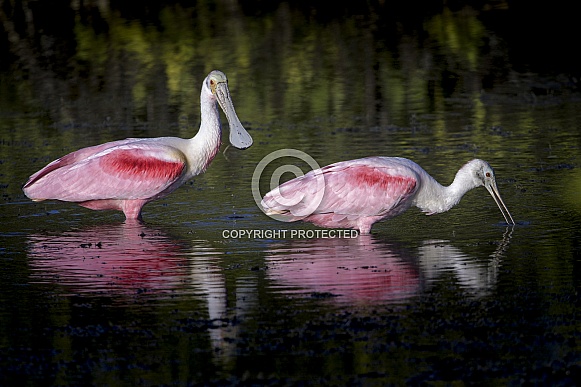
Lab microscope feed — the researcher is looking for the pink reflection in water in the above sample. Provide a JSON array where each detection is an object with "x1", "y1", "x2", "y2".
[
  {"x1": 266, "y1": 229, "x2": 513, "y2": 304},
  {"x1": 265, "y1": 236, "x2": 421, "y2": 304},
  {"x1": 27, "y1": 222, "x2": 190, "y2": 294}
]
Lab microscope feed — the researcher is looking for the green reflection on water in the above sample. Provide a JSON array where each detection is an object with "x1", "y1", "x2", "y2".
[{"x1": 426, "y1": 7, "x2": 485, "y2": 71}]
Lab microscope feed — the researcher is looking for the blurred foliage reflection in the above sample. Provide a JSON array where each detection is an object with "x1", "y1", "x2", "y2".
[{"x1": 2, "y1": 0, "x2": 579, "y2": 134}]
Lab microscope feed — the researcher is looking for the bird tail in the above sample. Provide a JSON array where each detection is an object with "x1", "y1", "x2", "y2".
[{"x1": 263, "y1": 207, "x2": 290, "y2": 216}]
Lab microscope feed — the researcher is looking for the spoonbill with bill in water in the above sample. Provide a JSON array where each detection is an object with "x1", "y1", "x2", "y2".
[
  {"x1": 23, "y1": 70, "x2": 253, "y2": 220},
  {"x1": 261, "y1": 157, "x2": 515, "y2": 234}
]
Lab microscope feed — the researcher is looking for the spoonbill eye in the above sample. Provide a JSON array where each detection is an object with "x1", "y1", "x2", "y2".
[{"x1": 485, "y1": 172, "x2": 491, "y2": 178}]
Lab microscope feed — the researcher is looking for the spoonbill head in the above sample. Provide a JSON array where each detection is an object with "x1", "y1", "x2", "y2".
[
  {"x1": 261, "y1": 157, "x2": 515, "y2": 234},
  {"x1": 205, "y1": 70, "x2": 252, "y2": 149},
  {"x1": 450, "y1": 159, "x2": 514, "y2": 225},
  {"x1": 23, "y1": 70, "x2": 252, "y2": 220}
]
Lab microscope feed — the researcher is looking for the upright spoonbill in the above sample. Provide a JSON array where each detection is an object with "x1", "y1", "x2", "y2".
[
  {"x1": 261, "y1": 157, "x2": 515, "y2": 234},
  {"x1": 24, "y1": 70, "x2": 253, "y2": 220}
]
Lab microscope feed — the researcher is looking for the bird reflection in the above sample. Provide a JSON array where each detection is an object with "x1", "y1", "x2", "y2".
[
  {"x1": 26, "y1": 222, "x2": 254, "y2": 364},
  {"x1": 26, "y1": 221, "x2": 192, "y2": 294},
  {"x1": 418, "y1": 227, "x2": 513, "y2": 294},
  {"x1": 265, "y1": 235, "x2": 421, "y2": 304},
  {"x1": 189, "y1": 262, "x2": 257, "y2": 362},
  {"x1": 265, "y1": 228, "x2": 513, "y2": 303}
]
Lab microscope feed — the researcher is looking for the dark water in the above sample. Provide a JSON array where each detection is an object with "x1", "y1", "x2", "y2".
[{"x1": 1, "y1": 1, "x2": 580, "y2": 385}]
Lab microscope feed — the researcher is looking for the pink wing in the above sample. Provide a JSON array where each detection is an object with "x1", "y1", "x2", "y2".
[
  {"x1": 262, "y1": 158, "x2": 418, "y2": 224},
  {"x1": 24, "y1": 139, "x2": 137, "y2": 187},
  {"x1": 24, "y1": 142, "x2": 187, "y2": 203}
]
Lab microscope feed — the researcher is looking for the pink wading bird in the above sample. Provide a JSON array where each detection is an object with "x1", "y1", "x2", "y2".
[
  {"x1": 261, "y1": 157, "x2": 515, "y2": 234},
  {"x1": 23, "y1": 70, "x2": 252, "y2": 220}
]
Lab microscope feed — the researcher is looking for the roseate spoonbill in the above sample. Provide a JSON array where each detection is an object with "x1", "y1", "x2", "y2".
[
  {"x1": 23, "y1": 70, "x2": 252, "y2": 220},
  {"x1": 261, "y1": 157, "x2": 515, "y2": 234}
]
